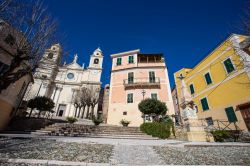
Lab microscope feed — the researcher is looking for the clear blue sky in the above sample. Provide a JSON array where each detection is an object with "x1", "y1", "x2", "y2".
[{"x1": 45, "y1": 0, "x2": 246, "y2": 88}]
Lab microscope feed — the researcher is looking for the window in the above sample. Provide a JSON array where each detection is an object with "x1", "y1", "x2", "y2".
[
  {"x1": 189, "y1": 84, "x2": 195, "y2": 94},
  {"x1": 204, "y1": 72, "x2": 212, "y2": 85},
  {"x1": 205, "y1": 117, "x2": 214, "y2": 126},
  {"x1": 223, "y1": 58, "x2": 235, "y2": 74},
  {"x1": 123, "y1": 111, "x2": 127, "y2": 115},
  {"x1": 116, "y1": 57, "x2": 122, "y2": 66},
  {"x1": 201, "y1": 97, "x2": 209, "y2": 111},
  {"x1": 225, "y1": 107, "x2": 238, "y2": 123},
  {"x1": 94, "y1": 58, "x2": 99, "y2": 64},
  {"x1": 127, "y1": 93, "x2": 133, "y2": 103},
  {"x1": 0, "y1": 61, "x2": 9, "y2": 76},
  {"x1": 4, "y1": 34, "x2": 15, "y2": 46},
  {"x1": 67, "y1": 73, "x2": 74, "y2": 79},
  {"x1": 48, "y1": 52, "x2": 53, "y2": 59},
  {"x1": 128, "y1": 72, "x2": 134, "y2": 84},
  {"x1": 128, "y1": 55, "x2": 134, "y2": 64},
  {"x1": 151, "y1": 93, "x2": 157, "y2": 100},
  {"x1": 149, "y1": 71, "x2": 155, "y2": 83}
]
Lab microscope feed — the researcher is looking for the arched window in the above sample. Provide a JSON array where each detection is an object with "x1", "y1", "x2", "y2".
[
  {"x1": 48, "y1": 52, "x2": 53, "y2": 59},
  {"x1": 94, "y1": 58, "x2": 99, "y2": 64}
]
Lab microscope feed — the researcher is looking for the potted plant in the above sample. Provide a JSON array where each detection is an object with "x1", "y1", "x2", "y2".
[
  {"x1": 120, "y1": 119, "x2": 130, "y2": 127},
  {"x1": 92, "y1": 117, "x2": 103, "y2": 126},
  {"x1": 66, "y1": 117, "x2": 78, "y2": 124}
]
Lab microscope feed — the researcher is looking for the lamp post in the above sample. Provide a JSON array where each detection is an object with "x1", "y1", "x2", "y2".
[
  {"x1": 141, "y1": 89, "x2": 146, "y2": 100},
  {"x1": 36, "y1": 75, "x2": 47, "y2": 96}
]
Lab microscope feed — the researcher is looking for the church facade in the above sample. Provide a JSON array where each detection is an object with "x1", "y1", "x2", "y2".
[{"x1": 25, "y1": 44, "x2": 103, "y2": 118}]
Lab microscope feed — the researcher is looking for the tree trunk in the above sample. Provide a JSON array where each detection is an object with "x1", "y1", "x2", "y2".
[
  {"x1": 74, "y1": 107, "x2": 78, "y2": 117},
  {"x1": 86, "y1": 106, "x2": 90, "y2": 119},
  {"x1": 28, "y1": 108, "x2": 34, "y2": 118},
  {"x1": 81, "y1": 106, "x2": 86, "y2": 119},
  {"x1": 91, "y1": 105, "x2": 95, "y2": 119},
  {"x1": 77, "y1": 107, "x2": 81, "y2": 118}
]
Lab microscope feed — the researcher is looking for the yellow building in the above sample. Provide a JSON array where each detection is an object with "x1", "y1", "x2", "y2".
[{"x1": 174, "y1": 34, "x2": 250, "y2": 131}]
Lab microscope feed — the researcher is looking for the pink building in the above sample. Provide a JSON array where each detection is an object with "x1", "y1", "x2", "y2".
[{"x1": 107, "y1": 49, "x2": 174, "y2": 126}]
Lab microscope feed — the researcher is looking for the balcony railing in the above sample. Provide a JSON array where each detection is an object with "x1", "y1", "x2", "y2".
[{"x1": 123, "y1": 77, "x2": 160, "y2": 89}]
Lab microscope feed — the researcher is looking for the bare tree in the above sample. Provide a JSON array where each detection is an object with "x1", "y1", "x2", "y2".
[
  {"x1": 73, "y1": 90, "x2": 81, "y2": 118},
  {"x1": 89, "y1": 86, "x2": 100, "y2": 119},
  {"x1": 79, "y1": 88, "x2": 88, "y2": 118},
  {"x1": 0, "y1": 0, "x2": 58, "y2": 92}
]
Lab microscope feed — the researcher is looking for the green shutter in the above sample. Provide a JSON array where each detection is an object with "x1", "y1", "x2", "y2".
[
  {"x1": 151, "y1": 93, "x2": 157, "y2": 100},
  {"x1": 117, "y1": 58, "x2": 122, "y2": 65},
  {"x1": 128, "y1": 56, "x2": 134, "y2": 63},
  {"x1": 189, "y1": 84, "x2": 195, "y2": 94},
  {"x1": 223, "y1": 59, "x2": 235, "y2": 73},
  {"x1": 149, "y1": 71, "x2": 155, "y2": 83},
  {"x1": 201, "y1": 98, "x2": 209, "y2": 111},
  {"x1": 128, "y1": 72, "x2": 134, "y2": 83},
  {"x1": 127, "y1": 93, "x2": 133, "y2": 103},
  {"x1": 205, "y1": 73, "x2": 212, "y2": 85},
  {"x1": 225, "y1": 107, "x2": 238, "y2": 123}
]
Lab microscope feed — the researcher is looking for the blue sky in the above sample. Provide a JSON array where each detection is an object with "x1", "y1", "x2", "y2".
[{"x1": 45, "y1": 0, "x2": 246, "y2": 88}]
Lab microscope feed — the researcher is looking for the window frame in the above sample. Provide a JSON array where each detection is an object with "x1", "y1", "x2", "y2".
[
  {"x1": 204, "y1": 72, "x2": 213, "y2": 85},
  {"x1": 151, "y1": 93, "x2": 158, "y2": 100},
  {"x1": 127, "y1": 93, "x2": 133, "y2": 103},
  {"x1": 149, "y1": 71, "x2": 156, "y2": 83},
  {"x1": 116, "y1": 57, "x2": 122, "y2": 66},
  {"x1": 225, "y1": 106, "x2": 238, "y2": 123},
  {"x1": 189, "y1": 83, "x2": 195, "y2": 95},
  {"x1": 222, "y1": 57, "x2": 236, "y2": 75},
  {"x1": 128, "y1": 55, "x2": 134, "y2": 64},
  {"x1": 128, "y1": 72, "x2": 134, "y2": 84},
  {"x1": 200, "y1": 97, "x2": 210, "y2": 111}
]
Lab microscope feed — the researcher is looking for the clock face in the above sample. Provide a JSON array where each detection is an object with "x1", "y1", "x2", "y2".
[
  {"x1": 67, "y1": 73, "x2": 74, "y2": 79},
  {"x1": 93, "y1": 70, "x2": 98, "y2": 75}
]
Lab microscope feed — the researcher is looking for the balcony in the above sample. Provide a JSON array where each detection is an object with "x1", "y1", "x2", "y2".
[{"x1": 123, "y1": 77, "x2": 160, "y2": 89}]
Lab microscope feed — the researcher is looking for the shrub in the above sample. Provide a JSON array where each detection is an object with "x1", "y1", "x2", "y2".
[
  {"x1": 140, "y1": 122, "x2": 171, "y2": 139},
  {"x1": 93, "y1": 117, "x2": 103, "y2": 126},
  {"x1": 120, "y1": 119, "x2": 130, "y2": 127},
  {"x1": 211, "y1": 130, "x2": 230, "y2": 142},
  {"x1": 66, "y1": 117, "x2": 78, "y2": 124},
  {"x1": 138, "y1": 98, "x2": 168, "y2": 116}
]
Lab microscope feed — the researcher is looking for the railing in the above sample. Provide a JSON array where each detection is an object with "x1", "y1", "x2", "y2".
[{"x1": 123, "y1": 77, "x2": 160, "y2": 89}]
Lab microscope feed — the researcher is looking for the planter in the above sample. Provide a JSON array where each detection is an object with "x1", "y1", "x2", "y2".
[{"x1": 122, "y1": 122, "x2": 129, "y2": 127}]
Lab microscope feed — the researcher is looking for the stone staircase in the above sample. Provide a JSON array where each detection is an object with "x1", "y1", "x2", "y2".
[{"x1": 32, "y1": 123, "x2": 158, "y2": 140}]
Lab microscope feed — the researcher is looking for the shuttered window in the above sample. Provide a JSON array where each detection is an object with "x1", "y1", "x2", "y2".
[
  {"x1": 223, "y1": 58, "x2": 235, "y2": 74},
  {"x1": 149, "y1": 71, "x2": 155, "y2": 83},
  {"x1": 204, "y1": 73, "x2": 212, "y2": 85},
  {"x1": 225, "y1": 107, "x2": 238, "y2": 123},
  {"x1": 189, "y1": 84, "x2": 195, "y2": 94},
  {"x1": 128, "y1": 55, "x2": 134, "y2": 63},
  {"x1": 201, "y1": 97, "x2": 209, "y2": 111},
  {"x1": 127, "y1": 93, "x2": 133, "y2": 103},
  {"x1": 128, "y1": 72, "x2": 134, "y2": 84},
  {"x1": 116, "y1": 57, "x2": 122, "y2": 66},
  {"x1": 151, "y1": 93, "x2": 157, "y2": 100}
]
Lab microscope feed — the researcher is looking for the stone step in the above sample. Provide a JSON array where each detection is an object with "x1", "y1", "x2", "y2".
[{"x1": 88, "y1": 134, "x2": 158, "y2": 140}]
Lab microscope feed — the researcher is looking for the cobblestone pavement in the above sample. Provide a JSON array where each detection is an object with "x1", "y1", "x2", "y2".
[
  {"x1": 0, "y1": 137, "x2": 113, "y2": 163},
  {"x1": 1, "y1": 136, "x2": 250, "y2": 165},
  {"x1": 111, "y1": 145, "x2": 164, "y2": 165},
  {"x1": 154, "y1": 146, "x2": 250, "y2": 165}
]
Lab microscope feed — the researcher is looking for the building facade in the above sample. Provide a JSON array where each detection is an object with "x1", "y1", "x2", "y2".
[
  {"x1": 25, "y1": 45, "x2": 103, "y2": 118},
  {"x1": 107, "y1": 49, "x2": 174, "y2": 127},
  {"x1": 174, "y1": 34, "x2": 250, "y2": 131},
  {"x1": 0, "y1": 20, "x2": 32, "y2": 130},
  {"x1": 171, "y1": 86, "x2": 181, "y2": 124},
  {"x1": 102, "y1": 84, "x2": 110, "y2": 123}
]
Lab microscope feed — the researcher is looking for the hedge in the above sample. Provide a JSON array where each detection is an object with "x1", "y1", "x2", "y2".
[{"x1": 140, "y1": 122, "x2": 171, "y2": 139}]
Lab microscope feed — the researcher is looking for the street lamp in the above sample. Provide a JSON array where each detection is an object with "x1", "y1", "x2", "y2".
[{"x1": 141, "y1": 89, "x2": 146, "y2": 100}]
